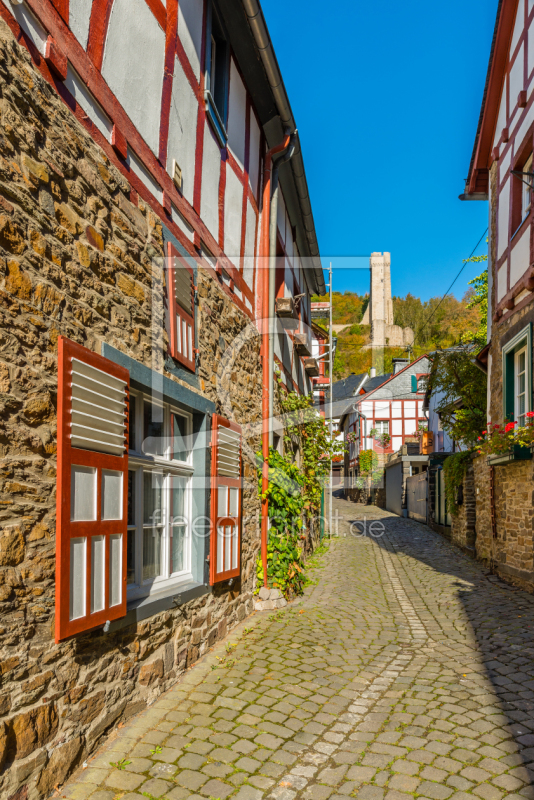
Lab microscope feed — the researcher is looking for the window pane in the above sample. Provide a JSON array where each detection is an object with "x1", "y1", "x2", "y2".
[
  {"x1": 71, "y1": 466, "x2": 96, "y2": 521},
  {"x1": 176, "y1": 314, "x2": 182, "y2": 354},
  {"x1": 127, "y1": 471, "x2": 135, "y2": 526},
  {"x1": 232, "y1": 525, "x2": 238, "y2": 569},
  {"x1": 90, "y1": 536, "x2": 105, "y2": 614},
  {"x1": 218, "y1": 486, "x2": 228, "y2": 517},
  {"x1": 143, "y1": 401, "x2": 164, "y2": 456},
  {"x1": 217, "y1": 526, "x2": 224, "y2": 574},
  {"x1": 229, "y1": 487, "x2": 238, "y2": 517},
  {"x1": 171, "y1": 476, "x2": 186, "y2": 521},
  {"x1": 143, "y1": 528, "x2": 162, "y2": 581},
  {"x1": 225, "y1": 525, "x2": 231, "y2": 571},
  {"x1": 188, "y1": 325, "x2": 192, "y2": 363},
  {"x1": 70, "y1": 538, "x2": 86, "y2": 621},
  {"x1": 129, "y1": 395, "x2": 136, "y2": 451},
  {"x1": 172, "y1": 414, "x2": 188, "y2": 461},
  {"x1": 102, "y1": 470, "x2": 123, "y2": 520},
  {"x1": 172, "y1": 525, "x2": 186, "y2": 573},
  {"x1": 143, "y1": 472, "x2": 163, "y2": 526},
  {"x1": 127, "y1": 529, "x2": 135, "y2": 585},
  {"x1": 182, "y1": 319, "x2": 187, "y2": 359},
  {"x1": 109, "y1": 534, "x2": 122, "y2": 607}
]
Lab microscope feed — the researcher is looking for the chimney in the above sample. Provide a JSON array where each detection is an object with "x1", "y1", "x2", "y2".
[
  {"x1": 392, "y1": 357, "x2": 410, "y2": 374},
  {"x1": 369, "y1": 368, "x2": 376, "y2": 378}
]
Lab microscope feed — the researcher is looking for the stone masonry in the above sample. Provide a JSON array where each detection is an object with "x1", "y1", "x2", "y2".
[{"x1": 0, "y1": 20, "x2": 265, "y2": 799}]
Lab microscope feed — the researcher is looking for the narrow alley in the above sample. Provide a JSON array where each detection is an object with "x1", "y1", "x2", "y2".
[{"x1": 63, "y1": 496, "x2": 534, "y2": 800}]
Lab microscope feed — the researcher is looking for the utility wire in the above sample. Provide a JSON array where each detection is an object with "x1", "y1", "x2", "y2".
[{"x1": 414, "y1": 228, "x2": 488, "y2": 344}]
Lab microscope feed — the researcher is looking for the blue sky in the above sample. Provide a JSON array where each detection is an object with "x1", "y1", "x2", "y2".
[{"x1": 262, "y1": 0, "x2": 498, "y2": 301}]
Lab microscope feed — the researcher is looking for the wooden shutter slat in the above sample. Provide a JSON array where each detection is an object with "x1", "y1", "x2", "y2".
[
  {"x1": 210, "y1": 414, "x2": 242, "y2": 584},
  {"x1": 56, "y1": 336, "x2": 129, "y2": 643}
]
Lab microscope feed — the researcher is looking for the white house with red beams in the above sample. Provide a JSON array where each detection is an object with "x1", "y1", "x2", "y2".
[
  {"x1": 464, "y1": 0, "x2": 534, "y2": 327},
  {"x1": 464, "y1": 0, "x2": 534, "y2": 430},
  {"x1": 339, "y1": 356, "x2": 430, "y2": 483},
  {"x1": 1, "y1": 0, "x2": 325, "y2": 341}
]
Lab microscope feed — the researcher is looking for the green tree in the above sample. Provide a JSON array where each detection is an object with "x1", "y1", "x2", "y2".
[
  {"x1": 429, "y1": 345, "x2": 487, "y2": 448},
  {"x1": 462, "y1": 263, "x2": 488, "y2": 348}
]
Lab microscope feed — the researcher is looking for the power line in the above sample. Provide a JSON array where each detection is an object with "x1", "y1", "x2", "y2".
[{"x1": 414, "y1": 228, "x2": 488, "y2": 344}]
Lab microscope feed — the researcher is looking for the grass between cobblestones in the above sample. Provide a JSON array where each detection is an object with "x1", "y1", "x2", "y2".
[{"x1": 61, "y1": 496, "x2": 534, "y2": 800}]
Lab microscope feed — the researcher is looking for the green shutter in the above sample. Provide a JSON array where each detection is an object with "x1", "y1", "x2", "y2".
[{"x1": 411, "y1": 375, "x2": 417, "y2": 393}]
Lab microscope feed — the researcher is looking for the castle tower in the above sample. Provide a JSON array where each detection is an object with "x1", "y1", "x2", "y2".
[
  {"x1": 361, "y1": 252, "x2": 414, "y2": 373},
  {"x1": 361, "y1": 252, "x2": 393, "y2": 336}
]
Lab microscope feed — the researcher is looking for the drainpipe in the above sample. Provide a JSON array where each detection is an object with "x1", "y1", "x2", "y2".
[
  {"x1": 260, "y1": 131, "x2": 292, "y2": 587},
  {"x1": 269, "y1": 131, "x2": 297, "y2": 447}
]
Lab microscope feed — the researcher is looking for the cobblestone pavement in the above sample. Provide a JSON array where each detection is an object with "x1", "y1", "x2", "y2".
[{"x1": 62, "y1": 496, "x2": 534, "y2": 800}]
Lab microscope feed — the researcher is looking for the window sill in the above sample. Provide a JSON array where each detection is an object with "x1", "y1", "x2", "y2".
[
  {"x1": 487, "y1": 445, "x2": 532, "y2": 466},
  {"x1": 109, "y1": 579, "x2": 210, "y2": 631}
]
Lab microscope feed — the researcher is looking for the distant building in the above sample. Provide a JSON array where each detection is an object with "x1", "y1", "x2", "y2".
[
  {"x1": 339, "y1": 356, "x2": 430, "y2": 494},
  {"x1": 361, "y1": 253, "x2": 414, "y2": 371}
]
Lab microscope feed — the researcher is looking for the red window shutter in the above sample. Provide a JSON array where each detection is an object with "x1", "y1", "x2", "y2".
[
  {"x1": 55, "y1": 336, "x2": 130, "y2": 642},
  {"x1": 167, "y1": 241, "x2": 196, "y2": 372},
  {"x1": 210, "y1": 414, "x2": 242, "y2": 584}
]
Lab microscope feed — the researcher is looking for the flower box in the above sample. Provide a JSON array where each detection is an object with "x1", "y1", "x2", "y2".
[{"x1": 486, "y1": 445, "x2": 532, "y2": 466}]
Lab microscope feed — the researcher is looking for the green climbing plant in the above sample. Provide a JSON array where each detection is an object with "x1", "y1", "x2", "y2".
[
  {"x1": 277, "y1": 379, "x2": 345, "y2": 513},
  {"x1": 359, "y1": 449, "x2": 378, "y2": 475},
  {"x1": 256, "y1": 448, "x2": 306, "y2": 598},
  {"x1": 442, "y1": 451, "x2": 473, "y2": 516}
]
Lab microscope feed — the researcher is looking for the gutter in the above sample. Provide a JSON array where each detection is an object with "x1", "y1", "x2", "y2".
[{"x1": 241, "y1": 0, "x2": 326, "y2": 296}]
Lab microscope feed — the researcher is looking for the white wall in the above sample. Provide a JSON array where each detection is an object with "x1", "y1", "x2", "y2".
[
  {"x1": 69, "y1": 0, "x2": 93, "y2": 49},
  {"x1": 243, "y1": 201, "x2": 256, "y2": 290},
  {"x1": 227, "y1": 60, "x2": 247, "y2": 171},
  {"x1": 200, "y1": 123, "x2": 221, "y2": 241},
  {"x1": 101, "y1": 0, "x2": 165, "y2": 156},
  {"x1": 178, "y1": 0, "x2": 204, "y2": 80},
  {"x1": 497, "y1": 179, "x2": 510, "y2": 260},
  {"x1": 166, "y1": 56, "x2": 198, "y2": 206},
  {"x1": 510, "y1": 227, "x2": 530, "y2": 287},
  {"x1": 224, "y1": 168, "x2": 243, "y2": 265}
]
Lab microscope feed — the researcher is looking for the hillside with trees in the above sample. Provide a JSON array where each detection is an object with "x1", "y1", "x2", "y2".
[{"x1": 312, "y1": 273, "x2": 485, "y2": 379}]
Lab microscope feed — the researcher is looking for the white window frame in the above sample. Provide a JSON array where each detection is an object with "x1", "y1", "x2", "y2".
[
  {"x1": 127, "y1": 391, "x2": 194, "y2": 599},
  {"x1": 374, "y1": 420, "x2": 390, "y2": 435},
  {"x1": 515, "y1": 345, "x2": 528, "y2": 427}
]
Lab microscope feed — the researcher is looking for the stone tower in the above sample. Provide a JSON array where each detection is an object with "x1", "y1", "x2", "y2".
[{"x1": 362, "y1": 252, "x2": 414, "y2": 372}]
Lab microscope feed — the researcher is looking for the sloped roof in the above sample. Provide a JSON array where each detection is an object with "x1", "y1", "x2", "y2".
[
  {"x1": 329, "y1": 373, "x2": 368, "y2": 402},
  {"x1": 465, "y1": 0, "x2": 518, "y2": 195},
  {"x1": 360, "y1": 374, "x2": 392, "y2": 393}
]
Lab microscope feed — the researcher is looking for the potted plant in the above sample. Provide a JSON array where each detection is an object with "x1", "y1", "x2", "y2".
[{"x1": 476, "y1": 415, "x2": 534, "y2": 465}]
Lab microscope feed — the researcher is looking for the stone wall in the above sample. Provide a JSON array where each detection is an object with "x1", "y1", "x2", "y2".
[
  {"x1": 0, "y1": 22, "x2": 264, "y2": 800},
  {"x1": 474, "y1": 456, "x2": 534, "y2": 591},
  {"x1": 450, "y1": 462, "x2": 476, "y2": 554},
  {"x1": 346, "y1": 484, "x2": 386, "y2": 508}
]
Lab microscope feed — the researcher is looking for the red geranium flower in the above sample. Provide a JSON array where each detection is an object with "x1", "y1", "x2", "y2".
[{"x1": 527, "y1": 411, "x2": 534, "y2": 418}]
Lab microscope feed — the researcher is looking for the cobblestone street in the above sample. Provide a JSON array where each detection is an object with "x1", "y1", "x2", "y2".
[{"x1": 62, "y1": 496, "x2": 534, "y2": 800}]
